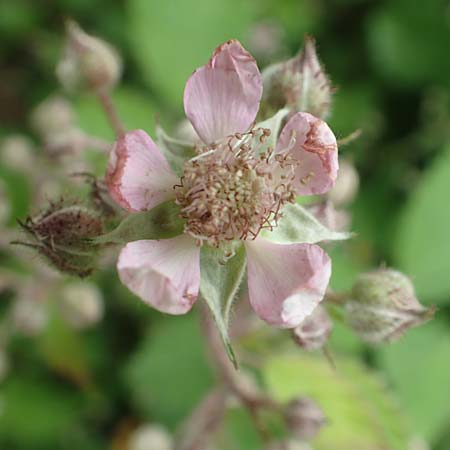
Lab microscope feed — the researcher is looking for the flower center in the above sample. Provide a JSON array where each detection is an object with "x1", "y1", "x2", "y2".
[{"x1": 174, "y1": 128, "x2": 295, "y2": 247}]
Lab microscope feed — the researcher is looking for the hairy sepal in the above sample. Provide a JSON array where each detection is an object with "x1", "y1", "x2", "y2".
[
  {"x1": 200, "y1": 244, "x2": 247, "y2": 369},
  {"x1": 262, "y1": 202, "x2": 352, "y2": 245},
  {"x1": 92, "y1": 201, "x2": 184, "y2": 245}
]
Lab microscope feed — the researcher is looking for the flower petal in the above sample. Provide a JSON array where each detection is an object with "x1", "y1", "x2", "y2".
[
  {"x1": 184, "y1": 40, "x2": 262, "y2": 144},
  {"x1": 245, "y1": 239, "x2": 331, "y2": 328},
  {"x1": 276, "y1": 112, "x2": 338, "y2": 195},
  {"x1": 106, "y1": 129, "x2": 178, "y2": 211},
  {"x1": 117, "y1": 235, "x2": 200, "y2": 314}
]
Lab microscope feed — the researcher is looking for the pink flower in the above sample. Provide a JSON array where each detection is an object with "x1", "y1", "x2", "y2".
[{"x1": 106, "y1": 40, "x2": 338, "y2": 328}]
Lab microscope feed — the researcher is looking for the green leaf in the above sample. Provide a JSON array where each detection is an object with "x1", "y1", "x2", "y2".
[
  {"x1": 37, "y1": 310, "x2": 90, "y2": 386},
  {"x1": 367, "y1": 3, "x2": 450, "y2": 88},
  {"x1": 74, "y1": 86, "x2": 157, "y2": 141},
  {"x1": 262, "y1": 202, "x2": 352, "y2": 245},
  {"x1": 128, "y1": 0, "x2": 256, "y2": 109},
  {"x1": 0, "y1": 166, "x2": 31, "y2": 225},
  {"x1": 93, "y1": 201, "x2": 184, "y2": 245},
  {"x1": 394, "y1": 146, "x2": 450, "y2": 304},
  {"x1": 216, "y1": 407, "x2": 263, "y2": 450},
  {"x1": 155, "y1": 125, "x2": 196, "y2": 175},
  {"x1": 123, "y1": 314, "x2": 214, "y2": 428},
  {"x1": 264, "y1": 354, "x2": 411, "y2": 450},
  {"x1": 0, "y1": 375, "x2": 82, "y2": 447},
  {"x1": 200, "y1": 245, "x2": 247, "y2": 368},
  {"x1": 377, "y1": 320, "x2": 450, "y2": 443}
]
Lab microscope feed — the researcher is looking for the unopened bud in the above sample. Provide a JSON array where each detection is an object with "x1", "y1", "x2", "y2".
[
  {"x1": 16, "y1": 200, "x2": 104, "y2": 278},
  {"x1": 262, "y1": 36, "x2": 332, "y2": 119},
  {"x1": 346, "y1": 269, "x2": 434, "y2": 343},
  {"x1": 44, "y1": 128, "x2": 87, "y2": 157},
  {"x1": 306, "y1": 201, "x2": 350, "y2": 232},
  {"x1": 284, "y1": 397, "x2": 327, "y2": 441},
  {"x1": 12, "y1": 298, "x2": 48, "y2": 336},
  {"x1": 31, "y1": 95, "x2": 75, "y2": 138},
  {"x1": 129, "y1": 424, "x2": 173, "y2": 450},
  {"x1": 327, "y1": 160, "x2": 359, "y2": 206},
  {"x1": 1, "y1": 135, "x2": 36, "y2": 172},
  {"x1": 266, "y1": 441, "x2": 313, "y2": 450},
  {"x1": 56, "y1": 20, "x2": 122, "y2": 92},
  {"x1": 247, "y1": 21, "x2": 285, "y2": 61},
  {"x1": 59, "y1": 281, "x2": 104, "y2": 329},
  {"x1": 292, "y1": 306, "x2": 332, "y2": 351}
]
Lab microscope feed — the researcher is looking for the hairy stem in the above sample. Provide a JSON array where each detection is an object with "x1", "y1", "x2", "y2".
[
  {"x1": 200, "y1": 306, "x2": 279, "y2": 443},
  {"x1": 96, "y1": 89, "x2": 125, "y2": 137},
  {"x1": 175, "y1": 388, "x2": 227, "y2": 450}
]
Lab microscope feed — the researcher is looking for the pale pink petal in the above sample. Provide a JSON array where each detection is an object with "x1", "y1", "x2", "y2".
[
  {"x1": 117, "y1": 235, "x2": 200, "y2": 315},
  {"x1": 245, "y1": 239, "x2": 331, "y2": 328},
  {"x1": 276, "y1": 112, "x2": 338, "y2": 195},
  {"x1": 184, "y1": 40, "x2": 262, "y2": 144},
  {"x1": 106, "y1": 129, "x2": 178, "y2": 211}
]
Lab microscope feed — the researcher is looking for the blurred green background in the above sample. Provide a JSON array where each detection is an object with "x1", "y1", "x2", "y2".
[{"x1": 1, "y1": 0, "x2": 450, "y2": 449}]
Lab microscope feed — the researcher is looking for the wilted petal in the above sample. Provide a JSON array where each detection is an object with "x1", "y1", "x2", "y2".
[
  {"x1": 117, "y1": 235, "x2": 200, "y2": 314},
  {"x1": 245, "y1": 239, "x2": 331, "y2": 328},
  {"x1": 184, "y1": 40, "x2": 262, "y2": 144},
  {"x1": 106, "y1": 129, "x2": 178, "y2": 211},
  {"x1": 277, "y1": 112, "x2": 338, "y2": 195}
]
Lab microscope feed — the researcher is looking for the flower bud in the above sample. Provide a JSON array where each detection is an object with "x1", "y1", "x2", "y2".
[
  {"x1": 44, "y1": 128, "x2": 87, "y2": 158},
  {"x1": 1, "y1": 135, "x2": 36, "y2": 172},
  {"x1": 12, "y1": 298, "x2": 48, "y2": 336},
  {"x1": 346, "y1": 269, "x2": 434, "y2": 343},
  {"x1": 16, "y1": 200, "x2": 104, "y2": 278},
  {"x1": 128, "y1": 424, "x2": 173, "y2": 450},
  {"x1": 247, "y1": 21, "x2": 285, "y2": 62},
  {"x1": 292, "y1": 306, "x2": 332, "y2": 351},
  {"x1": 59, "y1": 281, "x2": 104, "y2": 329},
  {"x1": 56, "y1": 20, "x2": 122, "y2": 92},
  {"x1": 284, "y1": 397, "x2": 327, "y2": 441},
  {"x1": 327, "y1": 160, "x2": 359, "y2": 206},
  {"x1": 30, "y1": 95, "x2": 75, "y2": 138},
  {"x1": 306, "y1": 201, "x2": 350, "y2": 232},
  {"x1": 265, "y1": 441, "x2": 313, "y2": 450},
  {"x1": 261, "y1": 36, "x2": 332, "y2": 119}
]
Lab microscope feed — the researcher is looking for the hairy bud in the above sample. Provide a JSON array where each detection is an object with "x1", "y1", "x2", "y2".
[
  {"x1": 59, "y1": 281, "x2": 104, "y2": 329},
  {"x1": 12, "y1": 298, "x2": 48, "y2": 336},
  {"x1": 261, "y1": 36, "x2": 333, "y2": 119},
  {"x1": 306, "y1": 201, "x2": 350, "y2": 232},
  {"x1": 284, "y1": 397, "x2": 327, "y2": 441},
  {"x1": 30, "y1": 96, "x2": 75, "y2": 138},
  {"x1": 15, "y1": 200, "x2": 104, "y2": 278},
  {"x1": 266, "y1": 441, "x2": 313, "y2": 450},
  {"x1": 1, "y1": 135, "x2": 36, "y2": 172},
  {"x1": 292, "y1": 306, "x2": 332, "y2": 351},
  {"x1": 327, "y1": 159, "x2": 359, "y2": 206},
  {"x1": 345, "y1": 269, "x2": 434, "y2": 343},
  {"x1": 56, "y1": 20, "x2": 122, "y2": 92},
  {"x1": 128, "y1": 424, "x2": 173, "y2": 450}
]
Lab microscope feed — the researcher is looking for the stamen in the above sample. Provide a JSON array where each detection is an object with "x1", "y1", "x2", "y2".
[{"x1": 174, "y1": 127, "x2": 295, "y2": 247}]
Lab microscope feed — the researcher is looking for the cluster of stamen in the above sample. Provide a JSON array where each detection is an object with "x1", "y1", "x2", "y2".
[{"x1": 174, "y1": 128, "x2": 296, "y2": 247}]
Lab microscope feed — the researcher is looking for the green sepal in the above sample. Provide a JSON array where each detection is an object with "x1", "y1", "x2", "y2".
[
  {"x1": 92, "y1": 201, "x2": 184, "y2": 245},
  {"x1": 262, "y1": 202, "x2": 352, "y2": 245},
  {"x1": 156, "y1": 124, "x2": 196, "y2": 175},
  {"x1": 253, "y1": 107, "x2": 290, "y2": 155},
  {"x1": 200, "y1": 244, "x2": 247, "y2": 369}
]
